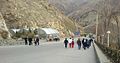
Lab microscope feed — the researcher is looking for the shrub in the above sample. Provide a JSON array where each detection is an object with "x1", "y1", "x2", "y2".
[{"x1": 0, "y1": 30, "x2": 9, "y2": 39}]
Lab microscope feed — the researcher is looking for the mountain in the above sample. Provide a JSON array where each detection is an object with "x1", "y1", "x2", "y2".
[
  {"x1": 0, "y1": 0, "x2": 77, "y2": 38},
  {"x1": 48, "y1": 0, "x2": 100, "y2": 31},
  {"x1": 48, "y1": 0, "x2": 89, "y2": 15},
  {"x1": 48, "y1": 0, "x2": 99, "y2": 16}
]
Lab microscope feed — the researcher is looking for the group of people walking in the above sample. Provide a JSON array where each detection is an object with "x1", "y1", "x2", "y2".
[
  {"x1": 23, "y1": 35, "x2": 40, "y2": 46},
  {"x1": 64, "y1": 37, "x2": 93, "y2": 50},
  {"x1": 64, "y1": 38, "x2": 74, "y2": 48}
]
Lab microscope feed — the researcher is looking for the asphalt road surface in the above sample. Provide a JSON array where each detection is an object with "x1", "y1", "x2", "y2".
[{"x1": 0, "y1": 42, "x2": 98, "y2": 63}]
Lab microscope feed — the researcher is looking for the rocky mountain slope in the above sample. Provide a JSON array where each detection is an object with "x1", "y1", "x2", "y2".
[
  {"x1": 49, "y1": 0, "x2": 99, "y2": 15},
  {"x1": 48, "y1": 0, "x2": 100, "y2": 31},
  {"x1": 0, "y1": 0, "x2": 77, "y2": 38},
  {"x1": 0, "y1": 12, "x2": 10, "y2": 39},
  {"x1": 48, "y1": 0, "x2": 120, "y2": 32},
  {"x1": 0, "y1": 13, "x2": 8, "y2": 32}
]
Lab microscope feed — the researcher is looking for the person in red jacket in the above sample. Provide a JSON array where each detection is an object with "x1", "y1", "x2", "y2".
[{"x1": 71, "y1": 39, "x2": 74, "y2": 48}]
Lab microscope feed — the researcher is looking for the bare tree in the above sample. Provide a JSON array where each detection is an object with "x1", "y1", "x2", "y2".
[{"x1": 96, "y1": 0, "x2": 120, "y2": 49}]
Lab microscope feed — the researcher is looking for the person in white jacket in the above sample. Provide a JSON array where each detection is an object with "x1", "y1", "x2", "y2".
[{"x1": 68, "y1": 38, "x2": 72, "y2": 48}]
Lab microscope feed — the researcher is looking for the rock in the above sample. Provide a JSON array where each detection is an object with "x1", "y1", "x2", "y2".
[{"x1": 0, "y1": 12, "x2": 10, "y2": 39}]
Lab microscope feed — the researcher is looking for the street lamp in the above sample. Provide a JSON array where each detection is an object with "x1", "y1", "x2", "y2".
[{"x1": 107, "y1": 31, "x2": 111, "y2": 47}]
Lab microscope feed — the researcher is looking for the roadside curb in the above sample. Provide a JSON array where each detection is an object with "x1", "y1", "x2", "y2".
[
  {"x1": 93, "y1": 43, "x2": 111, "y2": 63},
  {"x1": 93, "y1": 43, "x2": 100, "y2": 63}
]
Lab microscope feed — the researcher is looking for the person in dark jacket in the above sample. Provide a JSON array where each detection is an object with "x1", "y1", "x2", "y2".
[
  {"x1": 34, "y1": 37, "x2": 39, "y2": 46},
  {"x1": 82, "y1": 38, "x2": 87, "y2": 50},
  {"x1": 86, "y1": 39, "x2": 89, "y2": 48},
  {"x1": 88, "y1": 38, "x2": 93, "y2": 48},
  {"x1": 28, "y1": 38, "x2": 32, "y2": 45},
  {"x1": 64, "y1": 38, "x2": 68, "y2": 48},
  {"x1": 23, "y1": 37, "x2": 28, "y2": 45},
  {"x1": 77, "y1": 38, "x2": 81, "y2": 50}
]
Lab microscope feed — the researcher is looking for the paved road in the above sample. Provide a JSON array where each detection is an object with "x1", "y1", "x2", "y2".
[{"x1": 0, "y1": 42, "x2": 98, "y2": 63}]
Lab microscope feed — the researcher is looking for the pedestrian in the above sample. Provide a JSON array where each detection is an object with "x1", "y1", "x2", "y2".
[
  {"x1": 71, "y1": 39, "x2": 74, "y2": 48},
  {"x1": 77, "y1": 38, "x2": 81, "y2": 50},
  {"x1": 82, "y1": 38, "x2": 86, "y2": 50},
  {"x1": 34, "y1": 36, "x2": 39, "y2": 46},
  {"x1": 86, "y1": 38, "x2": 89, "y2": 48},
  {"x1": 88, "y1": 38, "x2": 93, "y2": 48},
  {"x1": 23, "y1": 37, "x2": 28, "y2": 45},
  {"x1": 64, "y1": 38, "x2": 68, "y2": 48},
  {"x1": 54, "y1": 36, "x2": 59, "y2": 42},
  {"x1": 28, "y1": 37, "x2": 33, "y2": 45},
  {"x1": 68, "y1": 38, "x2": 72, "y2": 48}
]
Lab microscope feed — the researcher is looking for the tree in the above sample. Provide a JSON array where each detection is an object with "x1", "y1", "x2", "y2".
[{"x1": 96, "y1": 0, "x2": 120, "y2": 49}]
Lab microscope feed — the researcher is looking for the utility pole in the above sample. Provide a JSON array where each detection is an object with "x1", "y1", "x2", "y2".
[{"x1": 96, "y1": 14, "x2": 99, "y2": 42}]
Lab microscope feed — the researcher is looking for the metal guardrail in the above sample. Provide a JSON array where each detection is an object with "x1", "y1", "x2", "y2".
[{"x1": 96, "y1": 42, "x2": 120, "y2": 63}]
